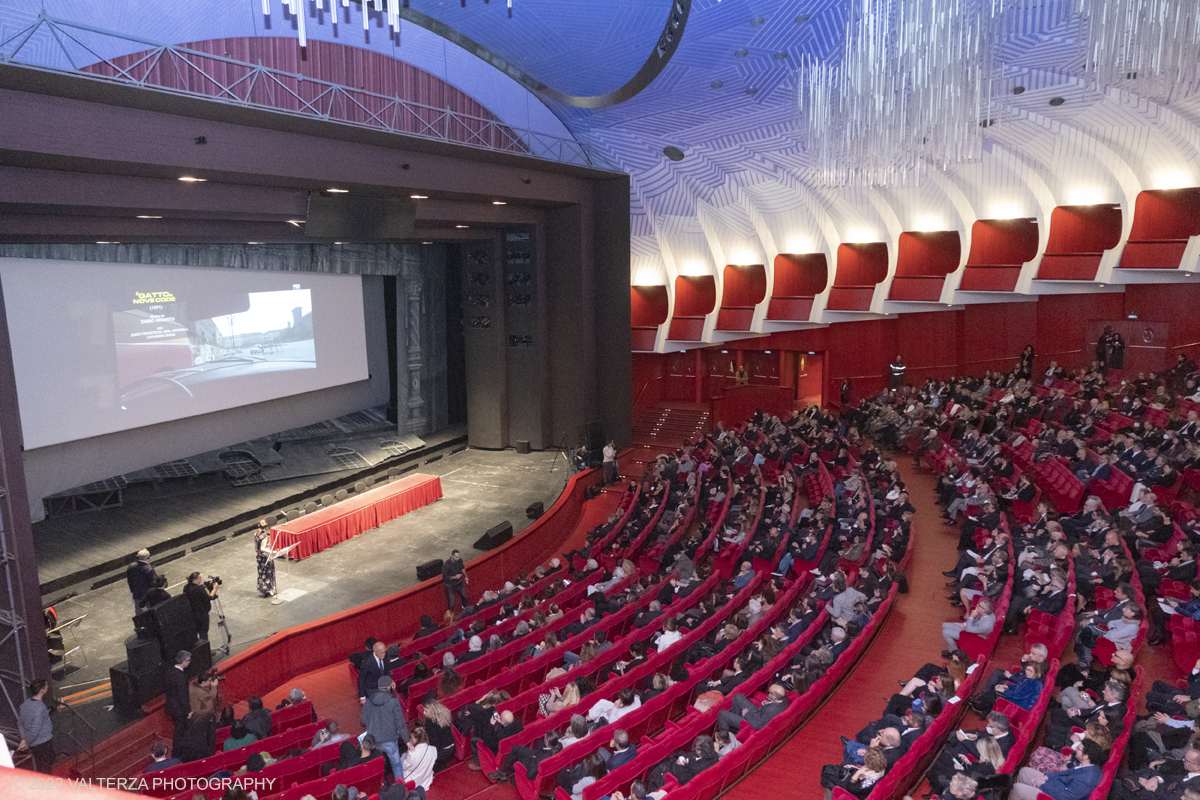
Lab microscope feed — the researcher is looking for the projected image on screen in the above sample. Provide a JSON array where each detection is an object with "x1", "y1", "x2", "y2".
[
  {"x1": 113, "y1": 289, "x2": 316, "y2": 409},
  {"x1": 0, "y1": 259, "x2": 369, "y2": 449}
]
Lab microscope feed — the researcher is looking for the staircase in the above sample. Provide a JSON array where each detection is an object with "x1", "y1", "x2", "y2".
[{"x1": 624, "y1": 403, "x2": 712, "y2": 477}]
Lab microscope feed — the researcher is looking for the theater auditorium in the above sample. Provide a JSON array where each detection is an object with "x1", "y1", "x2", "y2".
[{"x1": 2, "y1": 2, "x2": 1200, "y2": 800}]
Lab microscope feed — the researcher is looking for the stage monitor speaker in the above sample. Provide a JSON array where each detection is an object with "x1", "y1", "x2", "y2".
[
  {"x1": 306, "y1": 194, "x2": 415, "y2": 240},
  {"x1": 125, "y1": 635, "x2": 161, "y2": 677},
  {"x1": 110, "y1": 660, "x2": 164, "y2": 709},
  {"x1": 416, "y1": 559, "x2": 444, "y2": 582},
  {"x1": 473, "y1": 521, "x2": 513, "y2": 551},
  {"x1": 526, "y1": 501, "x2": 544, "y2": 520},
  {"x1": 515, "y1": 440, "x2": 531, "y2": 454}
]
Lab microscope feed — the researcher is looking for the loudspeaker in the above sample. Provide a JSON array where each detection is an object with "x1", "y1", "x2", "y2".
[
  {"x1": 125, "y1": 635, "x2": 161, "y2": 676},
  {"x1": 525, "y1": 501, "x2": 544, "y2": 520},
  {"x1": 110, "y1": 660, "x2": 164, "y2": 709},
  {"x1": 416, "y1": 559, "x2": 444, "y2": 582},
  {"x1": 515, "y1": 440, "x2": 531, "y2": 454},
  {"x1": 189, "y1": 639, "x2": 213, "y2": 675},
  {"x1": 473, "y1": 521, "x2": 513, "y2": 551},
  {"x1": 153, "y1": 595, "x2": 197, "y2": 661}
]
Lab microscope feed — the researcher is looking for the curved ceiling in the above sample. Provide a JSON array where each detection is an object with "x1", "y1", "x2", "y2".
[{"x1": 3, "y1": 0, "x2": 1200, "y2": 353}]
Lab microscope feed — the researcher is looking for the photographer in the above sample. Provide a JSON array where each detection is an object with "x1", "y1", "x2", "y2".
[{"x1": 184, "y1": 572, "x2": 220, "y2": 641}]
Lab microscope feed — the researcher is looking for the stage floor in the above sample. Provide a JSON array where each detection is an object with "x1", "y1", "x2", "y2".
[{"x1": 44, "y1": 445, "x2": 579, "y2": 701}]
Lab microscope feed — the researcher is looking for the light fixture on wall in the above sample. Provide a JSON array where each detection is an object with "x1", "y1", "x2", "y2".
[
  {"x1": 786, "y1": 237, "x2": 815, "y2": 253},
  {"x1": 1152, "y1": 169, "x2": 1195, "y2": 190},
  {"x1": 987, "y1": 203, "x2": 1023, "y2": 220},
  {"x1": 914, "y1": 216, "x2": 945, "y2": 232},
  {"x1": 845, "y1": 227, "x2": 877, "y2": 243}
]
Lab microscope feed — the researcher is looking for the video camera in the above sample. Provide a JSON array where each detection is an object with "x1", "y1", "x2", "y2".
[{"x1": 204, "y1": 575, "x2": 223, "y2": 591}]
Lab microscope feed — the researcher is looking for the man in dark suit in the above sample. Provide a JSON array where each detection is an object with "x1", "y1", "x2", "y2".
[
  {"x1": 715, "y1": 683, "x2": 789, "y2": 733},
  {"x1": 603, "y1": 729, "x2": 639, "y2": 771},
  {"x1": 357, "y1": 640, "x2": 389, "y2": 704},
  {"x1": 1011, "y1": 738, "x2": 1104, "y2": 799},
  {"x1": 126, "y1": 549, "x2": 157, "y2": 613},
  {"x1": 164, "y1": 650, "x2": 192, "y2": 757},
  {"x1": 442, "y1": 550, "x2": 469, "y2": 612},
  {"x1": 349, "y1": 637, "x2": 378, "y2": 670}
]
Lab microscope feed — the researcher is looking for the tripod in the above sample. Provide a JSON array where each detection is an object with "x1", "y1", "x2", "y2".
[
  {"x1": 211, "y1": 593, "x2": 233, "y2": 657},
  {"x1": 548, "y1": 433, "x2": 573, "y2": 473}
]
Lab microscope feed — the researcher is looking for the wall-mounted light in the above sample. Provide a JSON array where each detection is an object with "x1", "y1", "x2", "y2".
[
  {"x1": 326, "y1": 188, "x2": 348, "y2": 193},
  {"x1": 1152, "y1": 170, "x2": 1194, "y2": 190},
  {"x1": 410, "y1": 194, "x2": 428, "y2": 199},
  {"x1": 845, "y1": 227, "x2": 877, "y2": 243},
  {"x1": 136, "y1": 215, "x2": 162, "y2": 219},
  {"x1": 988, "y1": 203, "x2": 1023, "y2": 219},
  {"x1": 786, "y1": 237, "x2": 815, "y2": 253},
  {"x1": 914, "y1": 216, "x2": 945, "y2": 232},
  {"x1": 679, "y1": 261, "x2": 708, "y2": 276},
  {"x1": 178, "y1": 176, "x2": 207, "y2": 183},
  {"x1": 1066, "y1": 186, "x2": 1107, "y2": 206},
  {"x1": 1128, "y1": 314, "x2": 1138, "y2": 319}
]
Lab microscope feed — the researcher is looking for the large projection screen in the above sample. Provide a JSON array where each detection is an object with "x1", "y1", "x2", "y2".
[{"x1": 0, "y1": 258, "x2": 370, "y2": 450}]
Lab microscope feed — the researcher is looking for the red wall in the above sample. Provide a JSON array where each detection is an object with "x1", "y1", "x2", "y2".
[{"x1": 636, "y1": 285, "x2": 1200, "y2": 408}]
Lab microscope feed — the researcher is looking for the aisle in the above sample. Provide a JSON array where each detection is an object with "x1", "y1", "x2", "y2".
[{"x1": 724, "y1": 461, "x2": 957, "y2": 799}]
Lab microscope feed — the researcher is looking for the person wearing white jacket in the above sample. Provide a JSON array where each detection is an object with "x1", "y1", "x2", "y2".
[{"x1": 401, "y1": 727, "x2": 438, "y2": 791}]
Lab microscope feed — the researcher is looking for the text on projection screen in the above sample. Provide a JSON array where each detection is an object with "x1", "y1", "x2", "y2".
[{"x1": 0, "y1": 258, "x2": 369, "y2": 450}]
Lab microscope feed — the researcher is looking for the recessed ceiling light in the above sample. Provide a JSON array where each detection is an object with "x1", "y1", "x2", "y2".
[
  {"x1": 745, "y1": 87, "x2": 758, "y2": 96},
  {"x1": 136, "y1": 215, "x2": 162, "y2": 219},
  {"x1": 1049, "y1": 97, "x2": 1065, "y2": 106},
  {"x1": 664, "y1": 146, "x2": 685, "y2": 162},
  {"x1": 795, "y1": 14, "x2": 810, "y2": 22},
  {"x1": 711, "y1": 80, "x2": 724, "y2": 89},
  {"x1": 979, "y1": 119, "x2": 997, "y2": 128},
  {"x1": 750, "y1": 16, "x2": 765, "y2": 26},
  {"x1": 327, "y1": 188, "x2": 349, "y2": 193},
  {"x1": 1012, "y1": 86, "x2": 1025, "y2": 95},
  {"x1": 410, "y1": 195, "x2": 428, "y2": 199},
  {"x1": 455, "y1": 225, "x2": 469, "y2": 228},
  {"x1": 734, "y1": 48, "x2": 748, "y2": 58},
  {"x1": 492, "y1": 201, "x2": 507, "y2": 205},
  {"x1": 178, "y1": 176, "x2": 206, "y2": 182},
  {"x1": 773, "y1": 51, "x2": 788, "y2": 60}
]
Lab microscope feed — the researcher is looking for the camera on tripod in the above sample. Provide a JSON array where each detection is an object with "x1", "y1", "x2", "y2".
[{"x1": 204, "y1": 575, "x2": 223, "y2": 591}]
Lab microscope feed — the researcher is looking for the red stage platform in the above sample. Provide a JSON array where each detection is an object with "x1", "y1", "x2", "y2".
[{"x1": 270, "y1": 473, "x2": 443, "y2": 559}]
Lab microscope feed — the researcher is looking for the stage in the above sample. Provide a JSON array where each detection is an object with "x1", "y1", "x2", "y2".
[{"x1": 37, "y1": 443, "x2": 583, "y2": 758}]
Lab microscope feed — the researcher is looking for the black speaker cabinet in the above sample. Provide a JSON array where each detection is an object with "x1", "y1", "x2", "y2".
[
  {"x1": 125, "y1": 635, "x2": 161, "y2": 677},
  {"x1": 515, "y1": 440, "x2": 532, "y2": 454},
  {"x1": 110, "y1": 661, "x2": 164, "y2": 709},
  {"x1": 416, "y1": 559, "x2": 444, "y2": 582},
  {"x1": 525, "y1": 501, "x2": 544, "y2": 520},
  {"x1": 473, "y1": 520, "x2": 513, "y2": 551},
  {"x1": 189, "y1": 639, "x2": 213, "y2": 675},
  {"x1": 153, "y1": 595, "x2": 197, "y2": 661}
]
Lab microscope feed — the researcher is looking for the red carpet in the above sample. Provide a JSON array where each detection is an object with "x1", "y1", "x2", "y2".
[{"x1": 725, "y1": 460, "x2": 961, "y2": 800}]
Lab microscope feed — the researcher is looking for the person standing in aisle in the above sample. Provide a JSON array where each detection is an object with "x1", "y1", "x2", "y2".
[
  {"x1": 603, "y1": 440, "x2": 618, "y2": 486},
  {"x1": 17, "y1": 679, "x2": 53, "y2": 773}
]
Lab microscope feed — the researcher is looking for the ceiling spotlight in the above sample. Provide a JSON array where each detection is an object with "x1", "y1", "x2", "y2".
[
  {"x1": 795, "y1": 14, "x2": 810, "y2": 22},
  {"x1": 773, "y1": 51, "x2": 788, "y2": 60},
  {"x1": 492, "y1": 201, "x2": 507, "y2": 205},
  {"x1": 178, "y1": 176, "x2": 206, "y2": 182},
  {"x1": 711, "y1": 80, "x2": 724, "y2": 89},
  {"x1": 410, "y1": 195, "x2": 428, "y2": 199},
  {"x1": 750, "y1": 16, "x2": 765, "y2": 26},
  {"x1": 1012, "y1": 86, "x2": 1026, "y2": 95},
  {"x1": 1048, "y1": 97, "x2": 1065, "y2": 106},
  {"x1": 734, "y1": 48, "x2": 748, "y2": 58},
  {"x1": 136, "y1": 215, "x2": 162, "y2": 219},
  {"x1": 745, "y1": 87, "x2": 758, "y2": 95},
  {"x1": 327, "y1": 188, "x2": 349, "y2": 193},
  {"x1": 664, "y1": 146, "x2": 685, "y2": 162}
]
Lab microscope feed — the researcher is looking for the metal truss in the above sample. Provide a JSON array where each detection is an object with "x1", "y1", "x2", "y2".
[{"x1": 0, "y1": 13, "x2": 596, "y2": 167}]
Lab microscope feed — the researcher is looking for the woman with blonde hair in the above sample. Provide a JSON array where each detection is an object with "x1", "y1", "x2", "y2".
[{"x1": 419, "y1": 691, "x2": 455, "y2": 770}]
